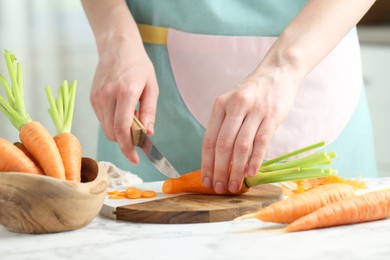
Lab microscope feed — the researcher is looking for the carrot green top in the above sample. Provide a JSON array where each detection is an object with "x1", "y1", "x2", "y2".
[
  {"x1": 46, "y1": 80, "x2": 77, "y2": 134},
  {"x1": 0, "y1": 50, "x2": 32, "y2": 130}
]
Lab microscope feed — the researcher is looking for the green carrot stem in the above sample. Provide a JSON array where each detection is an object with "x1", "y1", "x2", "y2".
[
  {"x1": 45, "y1": 86, "x2": 62, "y2": 133},
  {"x1": 261, "y1": 141, "x2": 326, "y2": 167},
  {"x1": 0, "y1": 95, "x2": 30, "y2": 129},
  {"x1": 62, "y1": 80, "x2": 69, "y2": 121},
  {"x1": 0, "y1": 74, "x2": 15, "y2": 106},
  {"x1": 245, "y1": 167, "x2": 337, "y2": 188},
  {"x1": 46, "y1": 80, "x2": 77, "y2": 134},
  {"x1": 0, "y1": 50, "x2": 31, "y2": 130},
  {"x1": 63, "y1": 80, "x2": 77, "y2": 133},
  {"x1": 57, "y1": 90, "x2": 64, "y2": 120},
  {"x1": 4, "y1": 51, "x2": 25, "y2": 117},
  {"x1": 17, "y1": 63, "x2": 24, "y2": 106},
  {"x1": 261, "y1": 151, "x2": 336, "y2": 172}
]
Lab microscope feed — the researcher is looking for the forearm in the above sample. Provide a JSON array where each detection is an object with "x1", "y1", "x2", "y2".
[
  {"x1": 256, "y1": 0, "x2": 375, "y2": 80},
  {"x1": 81, "y1": 0, "x2": 144, "y2": 56}
]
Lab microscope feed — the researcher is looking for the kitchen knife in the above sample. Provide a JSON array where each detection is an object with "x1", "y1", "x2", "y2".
[{"x1": 131, "y1": 116, "x2": 181, "y2": 179}]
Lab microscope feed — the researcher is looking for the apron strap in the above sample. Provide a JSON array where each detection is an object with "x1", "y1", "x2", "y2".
[{"x1": 137, "y1": 24, "x2": 168, "y2": 45}]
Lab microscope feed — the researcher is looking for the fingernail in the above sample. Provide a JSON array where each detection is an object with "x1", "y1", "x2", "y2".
[
  {"x1": 147, "y1": 122, "x2": 154, "y2": 135},
  {"x1": 203, "y1": 177, "x2": 211, "y2": 188},
  {"x1": 247, "y1": 166, "x2": 256, "y2": 177},
  {"x1": 228, "y1": 181, "x2": 238, "y2": 193},
  {"x1": 214, "y1": 182, "x2": 225, "y2": 194}
]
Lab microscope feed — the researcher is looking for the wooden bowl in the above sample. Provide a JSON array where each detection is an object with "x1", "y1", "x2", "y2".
[{"x1": 0, "y1": 158, "x2": 108, "y2": 234}]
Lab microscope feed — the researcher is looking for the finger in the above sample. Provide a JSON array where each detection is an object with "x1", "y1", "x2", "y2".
[
  {"x1": 228, "y1": 113, "x2": 262, "y2": 193},
  {"x1": 213, "y1": 112, "x2": 245, "y2": 194},
  {"x1": 246, "y1": 118, "x2": 275, "y2": 177},
  {"x1": 101, "y1": 96, "x2": 117, "y2": 142},
  {"x1": 114, "y1": 84, "x2": 141, "y2": 164},
  {"x1": 139, "y1": 77, "x2": 159, "y2": 136},
  {"x1": 201, "y1": 99, "x2": 225, "y2": 190},
  {"x1": 91, "y1": 81, "x2": 117, "y2": 142}
]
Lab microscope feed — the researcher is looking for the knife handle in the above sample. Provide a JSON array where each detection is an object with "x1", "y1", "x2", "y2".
[{"x1": 131, "y1": 116, "x2": 146, "y2": 147}]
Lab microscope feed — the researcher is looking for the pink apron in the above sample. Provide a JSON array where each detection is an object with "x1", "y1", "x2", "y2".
[{"x1": 166, "y1": 28, "x2": 362, "y2": 159}]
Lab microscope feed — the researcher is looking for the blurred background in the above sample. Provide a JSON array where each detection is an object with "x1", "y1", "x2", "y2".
[{"x1": 0, "y1": 0, "x2": 389, "y2": 177}]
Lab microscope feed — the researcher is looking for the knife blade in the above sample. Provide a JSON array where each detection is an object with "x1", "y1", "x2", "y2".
[{"x1": 131, "y1": 116, "x2": 181, "y2": 179}]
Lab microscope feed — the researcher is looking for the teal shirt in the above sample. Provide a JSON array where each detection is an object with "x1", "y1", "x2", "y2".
[{"x1": 97, "y1": 0, "x2": 377, "y2": 181}]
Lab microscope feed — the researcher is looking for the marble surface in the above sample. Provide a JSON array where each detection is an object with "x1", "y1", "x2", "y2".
[{"x1": 2, "y1": 178, "x2": 390, "y2": 260}]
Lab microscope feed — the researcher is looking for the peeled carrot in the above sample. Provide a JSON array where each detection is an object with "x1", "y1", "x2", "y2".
[
  {"x1": 235, "y1": 183, "x2": 356, "y2": 223},
  {"x1": 0, "y1": 137, "x2": 43, "y2": 174},
  {"x1": 286, "y1": 190, "x2": 390, "y2": 232},
  {"x1": 46, "y1": 80, "x2": 82, "y2": 181},
  {"x1": 162, "y1": 169, "x2": 248, "y2": 195}
]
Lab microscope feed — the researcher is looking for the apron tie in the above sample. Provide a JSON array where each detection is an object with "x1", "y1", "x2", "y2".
[{"x1": 137, "y1": 24, "x2": 168, "y2": 45}]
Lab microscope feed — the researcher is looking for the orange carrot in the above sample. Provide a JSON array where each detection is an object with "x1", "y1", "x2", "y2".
[
  {"x1": 54, "y1": 133, "x2": 82, "y2": 181},
  {"x1": 19, "y1": 121, "x2": 65, "y2": 179},
  {"x1": 235, "y1": 183, "x2": 356, "y2": 223},
  {"x1": 14, "y1": 141, "x2": 35, "y2": 161},
  {"x1": 286, "y1": 190, "x2": 390, "y2": 232},
  {"x1": 0, "y1": 137, "x2": 43, "y2": 174},
  {"x1": 162, "y1": 142, "x2": 341, "y2": 195},
  {"x1": 0, "y1": 50, "x2": 65, "y2": 179},
  {"x1": 162, "y1": 169, "x2": 248, "y2": 195},
  {"x1": 46, "y1": 80, "x2": 82, "y2": 181}
]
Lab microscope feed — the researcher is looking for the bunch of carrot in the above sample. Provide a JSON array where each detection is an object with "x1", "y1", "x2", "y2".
[
  {"x1": 0, "y1": 50, "x2": 82, "y2": 181},
  {"x1": 163, "y1": 141, "x2": 339, "y2": 194},
  {"x1": 234, "y1": 183, "x2": 390, "y2": 232}
]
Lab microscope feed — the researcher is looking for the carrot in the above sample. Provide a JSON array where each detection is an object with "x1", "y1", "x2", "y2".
[
  {"x1": 162, "y1": 142, "x2": 339, "y2": 195},
  {"x1": 107, "y1": 188, "x2": 157, "y2": 199},
  {"x1": 46, "y1": 80, "x2": 82, "y2": 181},
  {"x1": 19, "y1": 121, "x2": 65, "y2": 179},
  {"x1": 0, "y1": 50, "x2": 65, "y2": 179},
  {"x1": 162, "y1": 169, "x2": 248, "y2": 195},
  {"x1": 286, "y1": 190, "x2": 390, "y2": 232},
  {"x1": 235, "y1": 183, "x2": 356, "y2": 223},
  {"x1": 0, "y1": 137, "x2": 43, "y2": 174},
  {"x1": 141, "y1": 190, "x2": 157, "y2": 198},
  {"x1": 109, "y1": 194, "x2": 127, "y2": 199},
  {"x1": 53, "y1": 133, "x2": 82, "y2": 181},
  {"x1": 14, "y1": 141, "x2": 35, "y2": 161}
]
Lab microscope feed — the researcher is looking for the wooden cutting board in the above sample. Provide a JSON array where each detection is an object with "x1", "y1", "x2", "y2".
[{"x1": 100, "y1": 183, "x2": 283, "y2": 224}]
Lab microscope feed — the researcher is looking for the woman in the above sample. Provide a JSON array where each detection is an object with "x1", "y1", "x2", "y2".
[{"x1": 81, "y1": 0, "x2": 377, "y2": 193}]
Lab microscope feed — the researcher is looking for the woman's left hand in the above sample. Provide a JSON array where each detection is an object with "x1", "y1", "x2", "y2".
[{"x1": 201, "y1": 68, "x2": 300, "y2": 194}]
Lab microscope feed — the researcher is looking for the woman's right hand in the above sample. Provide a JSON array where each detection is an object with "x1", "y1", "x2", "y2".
[
  {"x1": 90, "y1": 36, "x2": 159, "y2": 165},
  {"x1": 81, "y1": 0, "x2": 159, "y2": 164}
]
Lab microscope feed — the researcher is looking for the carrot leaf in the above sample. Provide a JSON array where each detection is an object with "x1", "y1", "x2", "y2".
[
  {"x1": 0, "y1": 50, "x2": 32, "y2": 130},
  {"x1": 244, "y1": 142, "x2": 338, "y2": 188},
  {"x1": 46, "y1": 80, "x2": 77, "y2": 134}
]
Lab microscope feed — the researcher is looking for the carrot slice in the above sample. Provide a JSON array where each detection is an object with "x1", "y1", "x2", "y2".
[
  {"x1": 141, "y1": 190, "x2": 157, "y2": 198},
  {"x1": 109, "y1": 195, "x2": 126, "y2": 199}
]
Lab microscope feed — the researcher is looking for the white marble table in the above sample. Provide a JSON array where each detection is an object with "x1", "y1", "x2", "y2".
[{"x1": 2, "y1": 178, "x2": 390, "y2": 260}]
